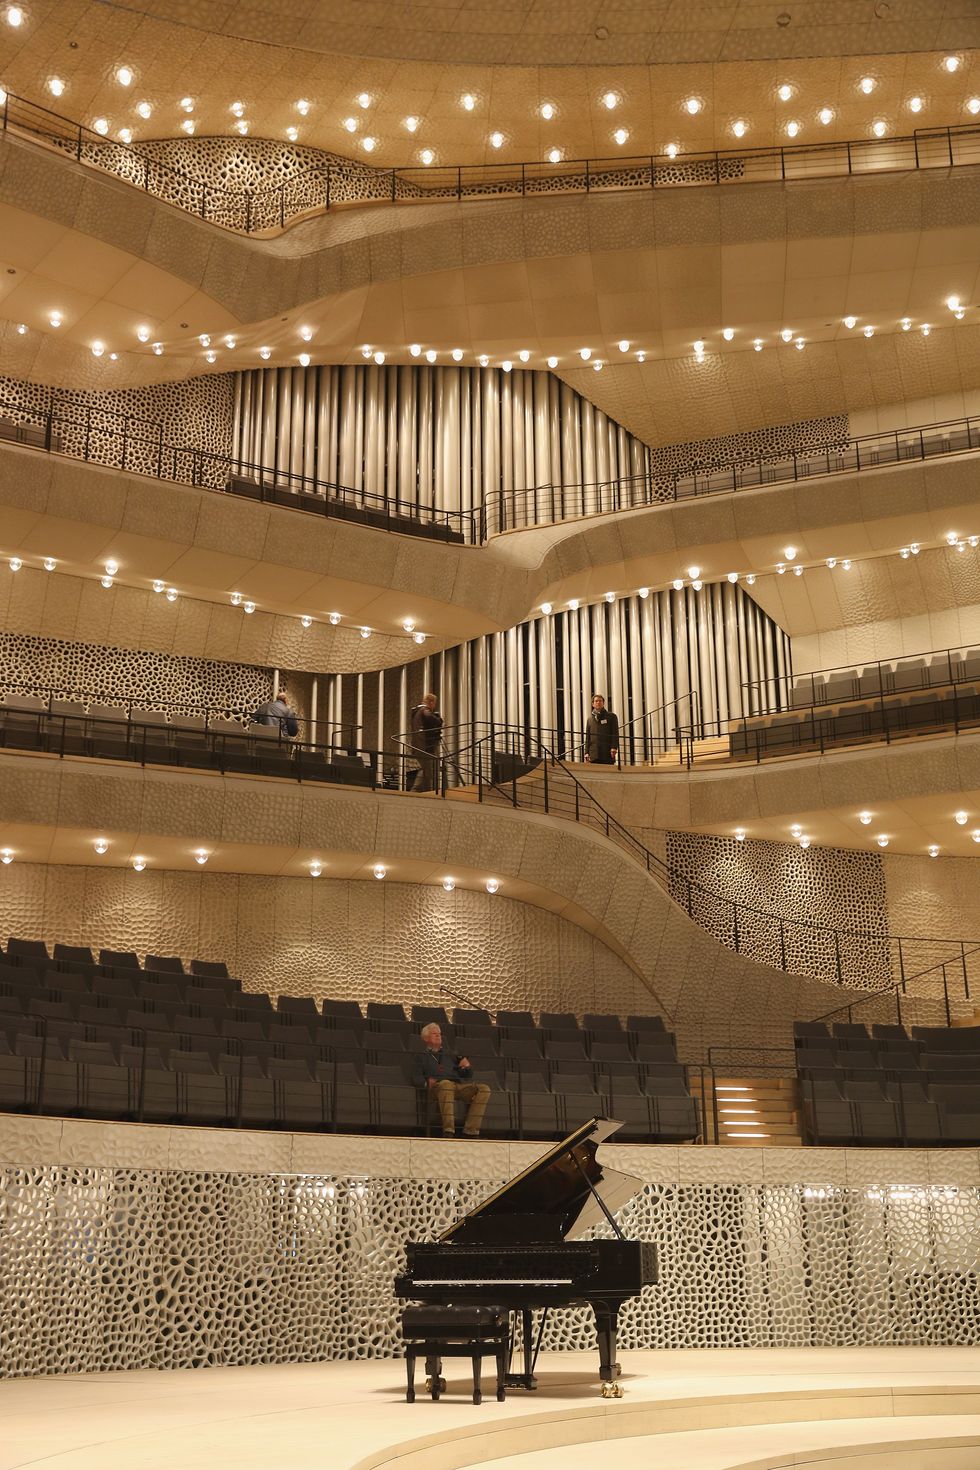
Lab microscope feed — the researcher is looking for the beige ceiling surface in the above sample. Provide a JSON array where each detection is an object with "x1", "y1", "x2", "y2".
[{"x1": 0, "y1": 1, "x2": 978, "y2": 164}]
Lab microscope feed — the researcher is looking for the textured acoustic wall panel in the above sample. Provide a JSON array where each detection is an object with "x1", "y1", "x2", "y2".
[
  {"x1": 1, "y1": 1164, "x2": 976, "y2": 1377},
  {"x1": 0, "y1": 865, "x2": 645, "y2": 1016},
  {"x1": 0, "y1": 374, "x2": 233, "y2": 487},
  {"x1": 665, "y1": 832, "x2": 892, "y2": 990},
  {"x1": 648, "y1": 414, "x2": 849, "y2": 489},
  {"x1": 0, "y1": 631, "x2": 271, "y2": 720}
]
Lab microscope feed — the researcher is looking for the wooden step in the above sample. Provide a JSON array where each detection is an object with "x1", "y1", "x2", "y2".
[{"x1": 703, "y1": 1073, "x2": 801, "y2": 1146}]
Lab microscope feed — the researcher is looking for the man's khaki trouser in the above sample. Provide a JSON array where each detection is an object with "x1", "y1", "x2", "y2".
[{"x1": 432, "y1": 1079, "x2": 491, "y2": 1135}]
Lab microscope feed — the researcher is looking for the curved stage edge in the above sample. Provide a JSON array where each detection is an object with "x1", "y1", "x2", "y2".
[{"x1": 3, "y1": 1349, "x2": 980, "y2": 1470}]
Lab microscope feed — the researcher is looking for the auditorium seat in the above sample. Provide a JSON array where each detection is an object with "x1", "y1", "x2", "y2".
[
  {"x1": 146, "y1": 953, "x2": 186, "y2": 974},
  {"x1": 7, "y1": 937, "x2": 50, "y2": 962},
  {"x1": 191, "y1": 958, "x2": 230, "y2": 979},
  {"x1": 100, "y1": 949, "x2": 141, "y2": 970}
]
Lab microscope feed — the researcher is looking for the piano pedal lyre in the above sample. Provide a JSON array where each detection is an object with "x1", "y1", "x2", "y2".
[
  {"x1": 425, "y1": 1376, "x2": 447, "y2": 1395},
  {"x1": 600, "y1": 1380, "x2": 624, "y2": 1399}
]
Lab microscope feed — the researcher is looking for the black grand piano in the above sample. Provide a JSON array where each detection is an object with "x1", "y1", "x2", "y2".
[{"x1": 395, "y1": 1117, "x2": 658, "y2": 1398}]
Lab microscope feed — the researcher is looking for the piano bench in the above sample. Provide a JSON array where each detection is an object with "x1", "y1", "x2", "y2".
[{"x1": 401, "y1": 1305, "x2": 509, "y2": 1405}]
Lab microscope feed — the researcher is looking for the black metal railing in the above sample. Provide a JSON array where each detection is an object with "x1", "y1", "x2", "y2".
[
  {"x1": 4, "y1": 87, "x2": 980, "y2": 235},
  {"x1": 741, "y1": 640, "x2": 980, "y2": 720}
]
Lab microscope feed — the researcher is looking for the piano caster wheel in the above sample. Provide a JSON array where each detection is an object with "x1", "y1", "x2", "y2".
[
  {"x1": 600, "y1": 1381, "x2": 624, "y2": 1399},
  {"x1": 425, "y1": 1376, "x2": 447, "y2": 1396}
]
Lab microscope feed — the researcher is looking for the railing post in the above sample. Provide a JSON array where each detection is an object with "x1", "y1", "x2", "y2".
[
  {"x1": 542, "y1": 753, "x2": 549, "y2": 813},
  {"x1": 325, "y1": 164, "x2": 331, "y2": 210},
  {"x1": 942, "y1": 964, "x2": 952, "y2": 1027},
  {"x1": 779, "y1": 919, "x2": 787, "y2": 971},
  {"x1": 834, "y1": 927, "x2": 842, "y2": 984}
]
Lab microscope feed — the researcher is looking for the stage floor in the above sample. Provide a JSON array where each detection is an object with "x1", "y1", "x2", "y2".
[{"x1": 2, "y1": 1348, "x2": 980, "y2": 1470}]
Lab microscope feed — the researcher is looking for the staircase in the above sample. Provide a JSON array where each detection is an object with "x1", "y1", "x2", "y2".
[{"x1": 705, "y1": 1075, "x2": 803, "y2": 1147}]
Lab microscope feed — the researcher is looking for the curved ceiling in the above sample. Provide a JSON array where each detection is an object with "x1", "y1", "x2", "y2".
[
  {"x1": 33, "y1": 0, "x2": 980, "y2": 68},
  {"x1": 0, "y1": 3, "x2": 978, "y2": 164}
]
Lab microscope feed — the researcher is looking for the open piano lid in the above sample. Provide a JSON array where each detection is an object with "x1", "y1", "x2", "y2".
[{"x1": 437, "y1": 1117, "x2": 641, "y2": 1244}]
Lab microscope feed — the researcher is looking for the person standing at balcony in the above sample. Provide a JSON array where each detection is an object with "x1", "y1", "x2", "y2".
[
  {"x1": 411, "y1": 691, "x2": 443, "y2": 792},
  {"x1": 584, "y1": 693, "x2": 619, "y2": 764},
  {"x1": 251, "y1": 691, "x2": 299, "y2": 737}
]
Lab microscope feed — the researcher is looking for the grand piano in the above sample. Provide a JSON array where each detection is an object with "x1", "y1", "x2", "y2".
[{"x1": 395, "y1": 1117, "x2": 658, "y2": 1398}]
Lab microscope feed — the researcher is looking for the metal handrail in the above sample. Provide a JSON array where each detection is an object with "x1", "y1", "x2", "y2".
[
  {"x1": 740, "y1": 640, "x2": 980, "y2": 719},
  {"x1": 4, "y1": 86, "x2": 980, "y2": 236}
]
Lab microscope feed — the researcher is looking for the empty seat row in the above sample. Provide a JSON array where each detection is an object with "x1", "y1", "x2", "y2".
[
  {"x1": 730, "y1": 685, "x2": 980, "y2": 760},
  {"x1": 788, "y1": 648, "x2": 980, "y2": 710}
]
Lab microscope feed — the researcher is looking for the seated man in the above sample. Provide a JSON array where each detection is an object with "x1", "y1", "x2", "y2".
[{"x1": 413, "y1": 1022, "x2": 490, "y2": 1137}]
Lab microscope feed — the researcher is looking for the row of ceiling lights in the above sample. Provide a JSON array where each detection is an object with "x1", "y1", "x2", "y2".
[
  {"x1": 733, "y1": 809, "x2": 980, "y2": 857},
  {"x1": 0, "y1": 555, "x2": 429, "y2": 641}
]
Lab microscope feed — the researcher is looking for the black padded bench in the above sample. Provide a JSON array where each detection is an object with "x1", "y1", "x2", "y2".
[{"x1": 402, "y1": 1304, "x2": 508, "y2": 1404}]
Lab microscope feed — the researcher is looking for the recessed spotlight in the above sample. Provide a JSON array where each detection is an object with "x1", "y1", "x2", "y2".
[
  {"x1": 780, "y1": 328, "x2": 793, "y2": 342},
  {"x1": 613, "y1": 127, "x2": 628, "y2": 145},
  {"x1": 776, "y1": 563, "x2": 786, "y2": 574},
  {"x1": 636, "y1": 351, "x2": 645, "y2": 362},
  {"x1": 485, "y1": 877, "x2": 499, "y2": 893},
  {"x1": 602, "y1": 91, "x2": 618, "y2": 110},
  {"x1": 841, "y1": 559, "x2": 851, "y2": 570},
  {"x1": 617, "y1": 339, "x2": 630, "y2": 352},
  {"x1": 136, "y1": 100, "x2": 152, "y2": 119},
  {"x1": 296, "y1": 99, "x2": 310, "y2": 115},
  {"x1": 540, "y1": 602, "x2": 552, "y2": 615},
  {"x1": 47, "y1": 76, "x2": 65, "y2": 97},
  {"x1": 343, "y1": 117, "x2": 357, "y2": 132},
  {"x1": 461, "y1": 93, "x2": 475, "y2": 111},
  {"x1": 946, "y1": 531, "x2": 959, "y2": 544},
  {"x1": 944, "y1": 55, "x2": 960, "y2": 72},
  {"x1": 731, "y1": 119, "x2": 747, "y2": 137},
  {"x1": 872, "y1": 120, "x2": 886, "y2": 137},
  {"x1": 568, "y1": 598, "x2": 579, "y2": 610},
  {"x1": 540, "y1": 102, "x2": 555, "y2": 120},
  {"x1": 100, "y1": 576, "x2": 113, "y2": 589},
  {"x1": 753, "y1": 339, "x2": 763, "y2": 351},
  {"x1": 910, "y1": 542, "x2": 920, "y2": 554},
  {"x1": 637, "y1": 587, "x2": 649, "y2": 598},
  {"x1": 859, "y1": 811, "x2": 872, "y2": 825},
  {"x1": 230, "y1": 592, "x2": 242, "y2": 606},
  {"x1": 876, "y1": 835, "x2": 889, "y2": 848},
  {"x1": 734, "y1": 828, "x2": 745, "y2": 842},
  {"x1": 309, "y1": 860, "x2": 322, "y2": 878},
  {"x1": 136, "y1": 324, "x2": 151, "y2": 342},
  {"x1": 132, "y1": 855, "x2": 146, "y2": 871},
  {"x1": 745, "y1": 574, "x2": 756, "y2": 585},
  {"x1": 783, "y1": 546, "x2": 797, "y2": 560},
  {"x1": 795, "y1": 337, "x2": 805, "y2": 350},
  {"x1": 165, "y1": 586, "x2": 178, "y2": 602},
  {"x1": 518, "y1": 349, "x2": 530, "y2": 362},
  {"x1": 790, "y1": 825, "x2": 802, "y2": 838},
  {"x1": 722, "y1": 327, "x2": 734, "y2": 341},
  {"x1": 921, "y1": 324, "x2": 931, "y2": 336},
  {"x1": 547, "y1": 147, "x2": 561, "y2": 163},
  {"x1": 181, "y1": 119, "x2": 195, "y2": 135},
  {"x1": 362, "y1": 136, "x2": 375, "y2": 152},
  {"x1": 686, "y1": 564, "x2": 701, "y2": 579},
  {"x1": 404, "y1": 115, "x2": 419, "y2": 132},
  {"x1": 425, "y1": 348, "x2": 437, "y2": 363},
  {"x1": 664, "y1": 142, "x2": 678, "y2": 158},
  {"x1": 0, "y1": 849, "x2": 13, "y2": 865},
  {"x1": 901, "y1": 317, "x2": 911, "y2": 330},
  {"x1": 604, "y1": 591, "x2": 615, "y2": 603},
  {"x1": 243, "y1": 600, "x2": 255, "y2": 614},
  {"x1": 843, "y1": 315, "x2": 856, "y2": 329},
  {"x1": 908, "y1": 95, "x2": 923, "y2": 113},
  {"x1": 968, "y1": 98, "x2": 980, "y2": 115},
  {"x1": 104, "y1": 559, "x2": 118, "y2": 576},
  {"x1": 409, "y1": 343, "x2": 421, "y2": 357},
  {"x1": 152, "y1": 342, "x2": 163, "y2": 355},
  {"x1": 502, "y1": 360, "x2": 512, "y2": 372},
  {"x1": 799, "y1": 835, "x2": 811, "y2": 849},
  {"x1": 672, "y1": 578, "x2": 684, "y2": 591},
  {"x1": 694, "y1": 339, "x2": 706, "y2": 354},
  {"x1": 973, "y1": 832, "x2": 980, "y2": 845},
  {"x1": 685, "y1": 97, "x2": 702, "y2": 115},
  {"x1": 451, "y1": 347, "x2": 463, "y2": 361},
  {"x1": 328, "y1": 611, "x2": 341, "y2": 625},
  {"x1": 152, "y1": 579, "x2": 164, "y2": 593},
  {"x1": 236, "y1": 121, "x2": 248, "y2": 137},
  {"x1": 412, "y1": 631, "x2": 426, "y2": 645},
  {"x1": 818, "y1": 107, "x2": 834, "y2": 125},
  {"x1": 420, "y1": 148, "x2": 434, "y2": 165},
  {"x1": 94, "y1": 837, "x2": 109, "y2": 855},
  {"x1": 93, "y1": 117, "x2": 109, "y2": 135},
  {"x1": 955, "y1": 811, "x2": 969, "y2": 825},
  {"x1": 727, "y1": 571, "x2": 739, "y2": 583},
  {"x1": 373, "y1": 350, "x2": 385, "y2": 364},
  {"x1": 6, "y1": 6, "x2": 24, "y2": 25},
  {"x1": 286, "y1": 126, "x2": 298, "y2": 141},
  {"x1": 91, "y1": 341, "x2": 105, "y2": 357},
  {"x1": 15, "y1": 322, "x2": 26, "y2": 334},
  {"x1": 928, "y1": 844, "x2": 940, "y2": 858},
  {"x1": 442, "y1": 877, "x2": 456, "y2": 891},
  {"x1": 360, "y1": 626, "x2": 371, "y2": 638},
  {"x1": 592, "y1": 360, "x2": 603, "y2": 371},
  {"x1": 691, "y1": 579, "x2": 703, "y2": 591},
  {"x1": 194, "y1": 849, "x2": 209, "y2": 865},
  {"x1": 900, "y1": 547, "x2": 910, "y2": 559},
  {"x1": 8, "y1": 557, "x2": 21, "y2": 571},
  {"x1": 489, "y1": 131, "x2": 504, "y2": 148},
  {"x1": 777, "y1": 83, "x2": 793, "y2": 101},
  {"x1": 259, "y1": 346, "x2": 271, "y2": 359},
  {"x1": 859, "y1": 76, "x2": 875, "y2": 94},
  {"x1": 579, "y1": 347, "x2": 592, "y2": 360},
  {"x1": 49, "y1": 311, "x2": 62, "y2": 328},
  {"x1": 373, "y1": 863, "x2": 386, "y2": 879},
  {"x1": 43, "y1": 557, "x2": 55, "y2": 571},
  {"x1": 785, "y1": 120, "x2": 800, "y2": 137},
  {"x1": 298, "y1": 353, "x2": 310, "y2": 367},
  {"x1": 230, "y1": 100, "x2": 244, "y2": 117},
  {"x1": 299, "y1": 615, "x2": 313, "y2": 629},
  {"x1": 180, "y1": 96, "x2": 193, "y2": 112}
]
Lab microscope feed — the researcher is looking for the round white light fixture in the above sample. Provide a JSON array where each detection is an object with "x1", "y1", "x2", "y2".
[
  {"x1": 43, "y1": 557, "x2": 56, "y2": 572},
  {"x1": 485, "y1": 877, "x2": 499, "y2": 894},
  {"x1": 579, "y1": 347, "x2": 591, "y2": 360},
  {"x1": 91, "y1": 341, "x2": 105, "y2": 357},
  {"x1": 928, "y1": 844, "x2": 940, "y2": 858},
  {"x1": 420, "y1": 149, "x2": 434, "y2": 165},
  {"x1": 685, "y1": 97, "x2": 702, "y2": 115},
  {"x1": 944, "y1": 55, "x2": 960, "y2": 72},
  {"x1": 6, "y1": 6, "x2": 24, "y2": 25},
  {"x1": 859, "y1": 811, "x2": 872, "y2": 825},
  {"x1": 100, "y1": 576, "x2": 113, "y2": 589},
  {"x1": 136, "y1": 100, "x2": 152, "y2": 118},
  {"x1": 489, "y1": 131, "x2": 504, "y2": 148},
  {"x1": 777, "y1": 83, "x2": 792, "y2": 101},
  {"x1": 672, "y1": 578, "x2": 684, "y2": 591},
  {"x1": 94, "y1": 837, "x2": 109, "y2": 855},
  {"x1": 243, "y1": 600, "x2": 255, "y2": 614},
  {"x1": 686, "y1": 565, "x2": 701, "y2": 579},
  {"x1": 734, "y1": 829, "x2": 745, "y2": 842},
  {"x1": 637, "y1": 587, "x2": 649, "y2": 598},
  {"x1": 194, "y1": 849, "x2": 209, "y2": 865},
  {"x1": 373, "y1": 863, "x2": 386, "y2": 880},
  {"x1": 461, "y1": 93, "x2": 475, "y2": 111},
  {"x1": 48, "y1": 76, "x2": 65, "y2": 97},
  {"x1": 664, "y1": 143, "x2": 678, "y2": 158},
  {"x1": 547, "y1": 148, "x2": 561, "y2": 164},
  {"x1": 309, "y1": 860, "x2": 322, "y2": 878},
  {"x1": 404, "y1": 115, "x2": 418, "y2": 133},
  {"x1": 540, "y1": 102, "x2": 555, "y2": 120},
  {"x1": 425, "y1": 349, "x2": 437, "y2": 363},
  {"x1": 602, "y1": 91, "x2": 618, "y2": 110},
  {"x1": 859, "y1": 76, "x2": 875, "y2": 94},
  {"x1": 132, "y1": 855, "x2": 146, "y2": 871},
  {"x1": 0, "y1": 849, "x2": 13, "y2": 865},
  {"x1": 343, "y1": 117, "x2": 357, "y2": 132},
  {"x1": 731, "y1": 119, "x2": 746, "y2": 138},
  {"x1": 613, "y1": 127, "x2": 628, "y2": 145},
  {"x1": 93, "y1": 117, "x2": 109, "y2": 136},
  {"x1": 373, "y1": 350, "x2": 385, "y2": 364},
  {"x1": 413, "y1": 631, "x2": 426, "y2": 645},
  {"x1": 451, "y1": 347, "x2": 463, "y2": 361},
  {"x1": 568, "y1": 598, "x2": 579, "y2": 610},
  {"x1": 442, "y1": 877, "x2": 456, "y2": 892},
  {"x1": 359, "y1": 626, "x2": 371, "y2": 638},
  {"x1": 872, "y1": 120, "x2": 886, "y2": 137},
  {"x1": 843, "y1": 315, "x2": 856, "y2": 329},
  {"x1": 799, "y1": 836, "x2": 811, "y2": 849},
  {"x1": 908, "y1": 95, "x2": 923, "y2": 113},
  {"x1": 876, "y1": 835, "x2": 889, "y2": 848},
  {"x1": 727, "y1": 571, "x2": 739, "y2": 583},
  {"x1": 300, "y1": 615, "x2": 313, "y2": 628},
  {"x1": 818, "y1": 107, "x2": 834, "y2": 125},
  {"x1": 328, "y1": 611, "x2": 341, "y2": 625},
  {"x1": 954, "y1": 811, "x2": 968, "y2": 825},
  {"x1": 362, "y1": 136, "x2": 376, "y2": 152}
]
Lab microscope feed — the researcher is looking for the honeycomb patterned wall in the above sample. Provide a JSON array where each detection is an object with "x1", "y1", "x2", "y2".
[
  {"x1": 648, "y1": 413, "x2": 850, "y2": 493},
  {"x1": 0, "y1": 632, "x2": 271, "y2": 720},
  {"x1": 0, "y1": 865, "x2": 649, "y2": 1016},
  {"x1": 0, "y1": 373, "x2": 233, "y2": 487},
  {"x1": 665, "y1": 832, "x2": 893, "y2": 990},
  {"x1": 1, "y1": 1162, "x2": 976, "y2": 1377}
]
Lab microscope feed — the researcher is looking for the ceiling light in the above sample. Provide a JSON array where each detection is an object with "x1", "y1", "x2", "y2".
[
  {"x1": 686, "y1": 564, "x2": 701, "y2": 580},
  {"x1": 785, "y1": 120, "x2": 800, "y2": 137},
  {"x1": 753, "y1": 339, "x2": 762, "y2": 351},
  {"x1": 298, "y1": 353, "x2": 310, "y2": 367},
  {"x1": 686, "y1": 97, "x2": 703, "y2": 116},
  {"x1": 602, "y1": 91, "x2": 618, "y2": 109},
  {"x1": 946, "y1": 531, "x2": 959, "y2": 544},
  {"x1": 204, "y1": 349, "x2": 217, "y2": 363},
  {"x1": 568, "y1": 598, "x2": 579, "y2": 610},
  {"x1": 373, "y1": 350, "x2": 385, "y2": 364},
  {"x1": 354, "y1": 92, "x2": 371, "y2": 110},
  {"x1": 664, "y1": 143, "x2": 678, "y2": 158},
  {"x1": 592, "y1": 360, "x2": 603, "y2": 371},
  {"x1": 954, "y1": 811, "x2": 968, "y2": 825},
  {"x1": 818, "y1": 107, "x2": 834, "y2": 125},
  {"x1": 954, "y1": 308, "x2": 966, "y2": 320},
  {"x1": 734, "y1": 828, "x2": 745, "y2": 842},
  {"x1": 132, "y1": 856, "x2": 146, "y2": 871},
  {"x1": 780, "y1": 328, "x2": 793, "y2": 342},
  {"x1": 502, "y1": 360, "x2": 512, "y2": 372},
  {"x1": 402, "y1": 618, "x2": 416, "y2": 634},
  {"x1": 783, "y1": 546, "x2": 797, "y2": 560},
  {"x1": 910, "y1": 542, "x2": 920, "y2": 554},
  {"x1": 901, "y1": 317, "x2": 912, "y2": 330},
  {"x1": 790, "y1": 825, "x2": 802, "y2": 838},
  {"x1": 180, "y1": 97, "x2": 193, "y2": 112},
  {"x1": 859, "y1": 76, "x2": 875, "y2": 93},
  {"x1": 691, "y1": 579, "x2": 703, "y2": 591},
  {"x1": 946, "y1": 295, "x2": 961, "y2": 311},
  {"x1": 194, "y1": 849, "x2": 208, "y2": 865},
  {"x1": 243, "y1": 600, "x2": 255, "y2": 614},
  {"x1": 617, "y1": 339, "x2": 630, "y2": 352},
  {"x1": 296, "y1": 99, "x2": 310, "y2": 115},
  {"x1": 968, "y1": 98, "x2": 980, "y2": 115},
  {"x1": 43, "y1": 557, "x2": 55, "y2": 571},
  {"x1": 236, "y1": 121, "x2": 249, "y2": 135},
  {"x1": 49, "y1": 311, "x2": 62, "y2": 328},
  {"x1": 776, "y1": 563, "x2": 785, "y2": 574},
  {"x1": 48, "y1": 76, "x2": 65, "y2": 97},
  {"x1": 181, "y1": 119, "x2": 195, "y2": 134},
  {"x1": 360, "y1": 626, "x2": 371, "y2": 638},
  {"x1": 826, "y1": 557, "x2": 837, "y2": 568},
  {"x1": 694, "y1": 339, "x2": 705, "y2": 353},
  {"x1": 259, "y1": 346, "x2": 271, "y2": 359},
  {"x1": 420, "y1": 148, "x2": 434, "y2": 165},
  {"x1": 540, "y1": 102, "x2": 555, "y2": 119},
  {"x1": 876, "y1": 835, "x2": 889, "y2": 848},
  {"x1": 409, "y1": 343, "x2": 421, "y2": 357},
  {"x1": 442, "y1": 877, "x2": 456, "y2": 891},
  {"x1": 425, "y1": 348, "x2": 437, "y2": 363},
  {"x1": 745, "y1": 573, "x2": 756, "y2": 585},
  {"x1": 373, "y1": 863, "x2": 386, "y2": 879},
  {"x1": 636, "y1": 351, "x2": 645, "y2": 362},
  {"x1": 604, "y1": 591, "x2": 615, "y2": 603},
  {"x1": 928, "y1": 844, "x2": 940, "y2": 858},
  {"x1": 518, "y1": 349, "x2": 530, "y2": 362},
  {"x1": 15, "y1": 322, "x2": 26, "y2": 334},
  {"x1": 309, "y1": 860, "x2": 322, "y2": 878},
  {"x1": 93, "y1": 117, "x2": 109, "y2": 135},
  {"x1": 198, "y1": 333, "x2": 210, "y2": 348},
  {"x1": 343, "y1": 117, "x2": 357, "y2": 132},
  {"x1": 841, "y1": 559, "x2": 851, "y2": 570},
  {"x1": 94, "y1": 837, "x2": 109, "y2": 855},
  {"x1": 230, "y1": 100, "x2": 244, "y2": 117},
  {"x1": 973, "y1": 832, "x2": 980, "y2": 845},
  {"x1": 843, "y1": 315, "x2": 856, "y2": 328},
  {"x1": 727, "y1": 571, "x2": 739, "y2": 583},
  {"x1": 297, "y1": 325, "x2": 314, "y2": 342},
  {"x1": 485, "y1": 877, "x2": 499, "y2": 893},
  {"x1": 412, "y1": 631, "x2": 426, "y2": 644},
  {"x1": 361, "y1": 136, "x2": 375, "y2": 151},
  {"x1": 136, "y1": 324, "x2": 150, "y2": 341},
  {"x1": 731, "y1": 119, "x2": 747, "y2": 137},
  {"x1": 489, "y1": 131, "x2": 504, "y2": 148},
  {"x1": 8, "y1": 557, "x2": 21, "y2": 571},
  {"x1": 857, "y1": 811, "x2": 874, "y2": 826},
  {"x1": 100, "y1": 576, "x2": 113, "y2": 589},
  {"x1": 451, "y1": 347, "x2": 463, "y2": 361},
  {"x1": 579, "y1": 347, "x2": 592, "y2": 360},
  {"x1": 328, "y1": 611, "x2": 341, "y2": 625},
  {"x1": 462, "y1": 93, "x2": 475, "y2": 111},
  {"x1": 136, "y1": 100, "x2": 152, "y2": 118},
  {"x1": 91, "y1": 341, "x2": 105, "y2": 357},
  {"x1": 540, "y1": 602, "x2": 552, "y2": 615},
  {"x1": 872, "y1": 120, "x2": 886, "y2": 137},
  {"x1": 404, "y1": 115, "x2": 418, "y2": 132},
  {"x1": 6, "y1": 6, "x2": 24, "y2": 24},
  {"x1": 777, "y1": 83, "x2": 792, "y2": 101},
  {"x1": 944, "y1": 55, "x2": 960, "y2": 72},
  {"x1": 230, "y1": 592, "x2": 242, "y2": 606},
  {"x1": 165, "y1": 586, "x2": 178, "y2": 602},
  {"x1": 908, "y1": 96, "x2": 923, "y2": 112},
  {"x1": 299, "y1": 615, "x2": 313, "y2": 629},
  {"x1": 152, "y1": 342, "x2": 163, "y2": 355},
  {"x1": 795, "y1": 337, "x2": 805, "y2": 350},
  {"x1": 152, "y1": 579, "x2": 164, "y2": 593},
  {"x1": 799, "y1": 835, "x2": 811, "y2": 849},
  {"x1": 613, "y1": 127, "x2": 628, "y2": 145},
  {"x1": 637, "y1": 587, "x2": 649, "y2": 598},
  {"x1": 672, "y1": 578, "x2": 684, "y2": 591},
  {"x1": 722, "y1": 327, "x2": 734, "y2": 341},
  {"x1": 286, "y1": 126, "x2": 298, "y2": 141},
  {"x1": 921, "y1": 323, "x2": 931, "y2": 335},
  {"x1": 547, "y1": 147, "x2": 561, "y2": 163},
  {"x1": 900, "y1": 547, "x2": 910, "y2": 559},
  {"x1": 104, "y1": 559, "x2": 118, "y2": 576}
]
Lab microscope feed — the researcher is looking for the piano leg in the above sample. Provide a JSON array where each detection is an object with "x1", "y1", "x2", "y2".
[
  {"x1": 423, "y1": 1353, "x2": 446, "y2": 1396},
  {"x1": 504, "y1": 1308, "x2": 538, "y2": 1390},
  {"x1": 592, "y1": 1300, "x2": 625, "y2": 1398}
]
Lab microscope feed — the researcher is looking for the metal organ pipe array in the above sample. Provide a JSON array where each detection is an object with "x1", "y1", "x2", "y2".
[
  {"x1": 312, "y1": 585, "x2": 790, "y2": 760},
  {"x1": 231, "y1": 364, "x2": 651, "y2": 532}
]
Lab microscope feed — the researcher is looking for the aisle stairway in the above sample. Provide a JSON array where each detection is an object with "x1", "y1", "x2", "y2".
[{"x1": 705, "y1": 1075, "x2": 803, "y2": 1147}]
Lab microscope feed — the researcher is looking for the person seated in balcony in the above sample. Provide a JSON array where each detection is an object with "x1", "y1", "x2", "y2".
[
  {"x1": 410, "y1": 691, "x2": 443, "y2": 792},
  {"x1": 251, "y1": 691, "x2": 299, "y2": 737},
  {"x1": 584, "y1": 693, "x2": 619, "y2": 764},
  {"x1": 413, "y1": 1022, "x2": 490, "y2": 1137}
]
